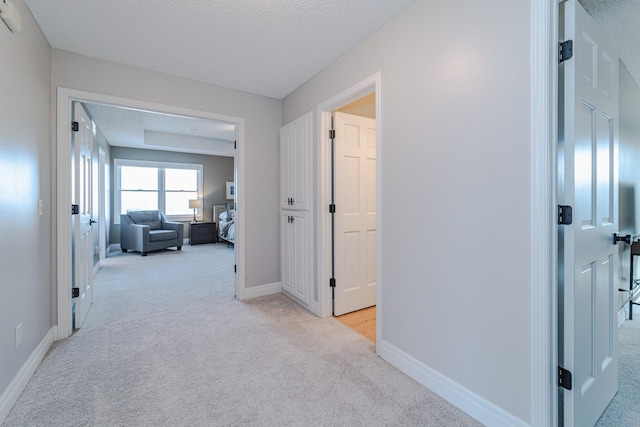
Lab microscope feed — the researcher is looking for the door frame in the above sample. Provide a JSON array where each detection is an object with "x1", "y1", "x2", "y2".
[
  {"x1": 55, "y1": 87, "x2": 246, "y2": 339},
  {"x1": 532, "y1": 0, "x2": 558, "y2": 425},
  {"x1": 316, "y1": 73, "x2": 381, "y2": 346}
]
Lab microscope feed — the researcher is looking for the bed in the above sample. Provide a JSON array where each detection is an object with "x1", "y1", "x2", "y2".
[{"x1": 213, "y1": 203, "x2": 235, "y2": 246}]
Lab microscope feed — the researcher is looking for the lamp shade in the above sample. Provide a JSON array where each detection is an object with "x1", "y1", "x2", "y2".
[{"x1": 189, "y1": 199, "x2": 202, "y2": 209}]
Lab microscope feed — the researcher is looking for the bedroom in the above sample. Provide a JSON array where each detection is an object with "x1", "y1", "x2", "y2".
[{"x1": 83, "y1": 100, "x2": 237, "y2": 290}]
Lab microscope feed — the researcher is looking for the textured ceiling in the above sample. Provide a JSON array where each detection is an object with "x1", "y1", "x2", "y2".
[
  {"x1": 23, "y1": 0, "x2": 416, "y2": 154},
  {"x1": 23, "y1": 0, "x2": 416, "y2": 100},
  {"x1": 23, "y1": 1, "x2": 640, "y2": 155}
]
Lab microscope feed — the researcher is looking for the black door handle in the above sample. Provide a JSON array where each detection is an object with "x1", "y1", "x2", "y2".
[{"x1": 89, "y1": 219, "x2": 98, "y2": 225}]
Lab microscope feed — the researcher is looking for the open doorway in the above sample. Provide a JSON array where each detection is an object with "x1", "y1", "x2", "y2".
[
  {"x1": 56, "y1": 88, "x2": 245, "y2": 339},
  {"x1": 330, "y1": 94, "x2": 377, "y2": 342},
  {"x1": 316, "y1": 73, "x2": 381, "y2": 349}
]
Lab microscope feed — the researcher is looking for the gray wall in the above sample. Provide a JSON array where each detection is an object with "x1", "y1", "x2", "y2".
[
  {"x1": 0, "y1": 0, "x2": 52, "y2": 397},
  {"x1": 618, "y1": 62, "x2": 640, "y2": 312},
  {"x1": 50, "y1": 49, "x2": 282, "y2": 297},
  {"x1": 282, "y1": 0, "x2": 531, "y2": 423},
  {"x1": 109, "y1": 146, "x2": 233, "y2": 242}
]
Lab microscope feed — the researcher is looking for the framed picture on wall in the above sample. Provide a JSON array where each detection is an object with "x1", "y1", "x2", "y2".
[{"x1": 226, "y1": 181, "x2": 235, "y2": 199}]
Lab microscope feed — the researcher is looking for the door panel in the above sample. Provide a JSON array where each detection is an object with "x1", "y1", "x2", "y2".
[
  {"x1": 560, "y1": 1, "x2": 619, "y2": 425},
  {"x1": 73, "y1": 102, "x2": 95, "y2": 329},
  {"x1": 334, "y1": 112, "x2": 376, "y2": 316}
]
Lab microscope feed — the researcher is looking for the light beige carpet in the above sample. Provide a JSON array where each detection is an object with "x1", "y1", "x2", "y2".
[{"x1": 3, "y1": 244, "x2": 479, "y2": 426}]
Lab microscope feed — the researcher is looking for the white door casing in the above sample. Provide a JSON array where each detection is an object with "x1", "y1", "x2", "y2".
[
  {"x1": 73, "y1": 102, "x2": 95, "y2": 329},
  {"x1": 559, "y1": 1, "x2": 619, "y2": 425},
  {"x1": 333, "y1": 112, "x2": 376, "y2": 316}
]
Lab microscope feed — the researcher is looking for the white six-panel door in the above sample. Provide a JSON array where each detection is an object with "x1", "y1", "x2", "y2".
[
  {"x1": 560, "y1": 1, "x2": 619, "y2": 425},
  {"x1": 333, "y1": 112, "x2": 376, "y2": 316},
  {"x1": 73, "y1": 102, "x2": 95, "y2": 329}
]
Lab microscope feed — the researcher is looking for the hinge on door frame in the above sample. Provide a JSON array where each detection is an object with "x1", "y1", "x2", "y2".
[
  {"x1": 329, "y1": 278, "x2": 336, "y2": 288},
  {"x1": 558, "y1": 40, "x2": 573, "y2": 64},
  {"x1": 71, "y1": 121, "x2": 79, "y2": 132},
  {"x1": 234, "y1": 264, "x2": 237, "y2": 273},
  {"x1": 558, "y1": 366, "x2": 573, "y2": 390},
  {"x1": 72, "y1": 287, "x2": 80, "y2": 298},
  {"x1": 234, "y1": 140, "x2": 237, "y2": 149},
  {"x1": 329, "y1": 129, "x2": 335, "y2": 139},
  {"x1": 329, "y1": 204, "x2": 335, "y2": 213},
  {"x1": 558, "y1": 205, "x2": 573, "y2": 225}
]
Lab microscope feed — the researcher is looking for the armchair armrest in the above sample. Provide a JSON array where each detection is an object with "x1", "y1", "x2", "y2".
[
  {"x1": 120, "y1": 214, "x2": 150, "y2": 252},
  {"x1": 160, "y1": 216, "x2": 184, "y2": 242}
]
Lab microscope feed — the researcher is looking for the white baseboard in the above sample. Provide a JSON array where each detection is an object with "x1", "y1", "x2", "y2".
[
  {"x1": 0, "y1": 327, "x2": 54, "y2": 424},
  {"x1": 378, "y1": 339, "x2": 528, "y2": 427},
  {"x1": 93, "y1": 260, "x2": 101, "y2": 277},
  {"x1": 619, "y1": 306, "x2": 627, "y2": 328},
  {"x1": 243, "y1": 282, "x2": 282, "y2": 299}
]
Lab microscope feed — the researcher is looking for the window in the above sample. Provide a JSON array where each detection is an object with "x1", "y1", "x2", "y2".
[{"x1": 115, "y1": 159, "x2": 203, "y2": 223}]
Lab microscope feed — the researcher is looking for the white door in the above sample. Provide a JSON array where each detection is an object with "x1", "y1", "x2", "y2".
[
  {"x1": 333, "y1": 112, "x2": 376, "y2": 316},
  {"x1": 280, "y1": 112, "x2": 312, "y2": 211},
  {"x1": 559, "y1": 1, "x2": 619, "y2": 425},
  {"x1": 281, "y1": 211, "x2": 310, "y2": 304},
  {"x1": 73, "y1": 102, "x2": 95, "y2": 329}
]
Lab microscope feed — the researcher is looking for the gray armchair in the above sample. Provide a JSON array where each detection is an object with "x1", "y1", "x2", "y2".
[{"x1": 120, "y1": 210, "x2": 184, "y2": 256}]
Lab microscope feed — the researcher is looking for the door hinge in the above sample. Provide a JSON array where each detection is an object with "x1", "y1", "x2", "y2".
[
  {"x1": 329, "y1": 129, "x2": 335, "y2": 139},
  {"x1": 71, "y1": 121, "x2": 79, "y2": 132},
  {"x1": 234, "y1": 264, "x2": 237, "y2": 273},
  {"x1": 330, "y1": 278, "x2": 336, "y2": 288},
  {"x1": 558, "y1": 40, "x2": 573, "y2": 64},
  {"x1": 558, "y1": 205, "x2": 573, "y2": 225},
  {"x1": 71, "y1": 204, "x2": 79, "y2": 215},
  {"x1": 72, "y1": 287, "x2": 80, "y2": 298},
  {"x1": 329, "y1": 204, "x2": 335, "y2": 213},
  {"x1": 234, "y1": 140, "x2": 237, "y2": 149},
  {"x1": 558, "y1": 366, "x2": 573, "y2": 390}
]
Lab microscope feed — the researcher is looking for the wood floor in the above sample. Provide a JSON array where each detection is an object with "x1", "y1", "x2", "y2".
[{"x1": 334, "y1": 306, "x2": 376, "y2": 342}]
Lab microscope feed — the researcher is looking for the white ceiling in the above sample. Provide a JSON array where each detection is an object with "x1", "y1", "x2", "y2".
[
  {"x1": 20, "y1": 1, "x2": 640, "y2": 155},
  {"x1": 23, "y1": 0, "x2": 416, "y2": 100},
  {"x1": 23, "y1": 0, "x2": 416, "y2": 154}
]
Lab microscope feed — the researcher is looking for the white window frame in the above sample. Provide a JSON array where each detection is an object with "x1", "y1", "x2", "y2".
[{"x1": 114, "y1": 159, "x2": 204, "y2": 224}]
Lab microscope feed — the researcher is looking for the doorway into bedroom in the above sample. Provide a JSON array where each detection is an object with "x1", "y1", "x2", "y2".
[
  {"x1": 57, "y1": 89, "x2": 242, "y2": 338},
  {"x1": 331, "y1": 92, "x2": 377, "y2": 341}
]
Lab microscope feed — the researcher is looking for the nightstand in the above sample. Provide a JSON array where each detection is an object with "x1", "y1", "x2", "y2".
[{"x1": 190, "y1": 222, "x2": 216, "y2": 245}]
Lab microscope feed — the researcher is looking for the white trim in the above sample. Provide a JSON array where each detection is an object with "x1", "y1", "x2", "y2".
[
  {"x1": 56, "y1": 87, "x2": 245, "y2": 337},
  {"x1": 531, "y1": 1, "x2": 557, "y2": 426},
  {"x1": 243, "y1": 282, "x2": 282, "y2": 299},
  {"x1": 0, "y1": 328, "x2": 54, "y2": 424},
  {"x1": 93, "y1": 260, "x2": 101, "y2": 277},
  {"x1": 378, "y1": 339, "x2": 528, "y2": 427},
  {"x1": 316, "y1": 72, "x2": 382, "y2": 323}
]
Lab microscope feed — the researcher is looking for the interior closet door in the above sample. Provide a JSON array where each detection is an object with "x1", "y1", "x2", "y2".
[
  {"x1": 73, "y1": 102, "x2": 95, "y2": 329},
  {"x1": 333, "y1": 112, "x2": 376, "y2": 316},
  {"x1": 559, "y1": 1, "x2": 619, "y2": 425}
]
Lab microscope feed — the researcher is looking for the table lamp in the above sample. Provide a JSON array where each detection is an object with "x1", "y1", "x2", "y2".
[{"x1": 189, "y1": 199, "x2": 201, "y2": 222}]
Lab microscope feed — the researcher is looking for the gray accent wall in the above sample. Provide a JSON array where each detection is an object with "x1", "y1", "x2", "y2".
[
  {"x1": 109, "y1": 146, "x2": 233, "y2": 242},
  {"x1": 283, "y1": 1, "x2": 532, "y2": 423},
  {"x1": 0, "y1": 0, "x2": 52, "y2": 400}
]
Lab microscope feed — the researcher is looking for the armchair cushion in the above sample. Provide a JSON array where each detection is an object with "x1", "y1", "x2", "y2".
[{"x1": 120, "y1": 210, "x2": 184, "y2": 256}]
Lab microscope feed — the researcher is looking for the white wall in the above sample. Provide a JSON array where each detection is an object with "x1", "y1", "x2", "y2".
[
  {"x1": 0, "y1": 0, "x2": 52, "y2": 398},
  {"x1": 50, "y1": 49, "x2": 282, "y2": 298},
  {"x1": 283, "y1": 0, "x2": 532, "y2": 423}
]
